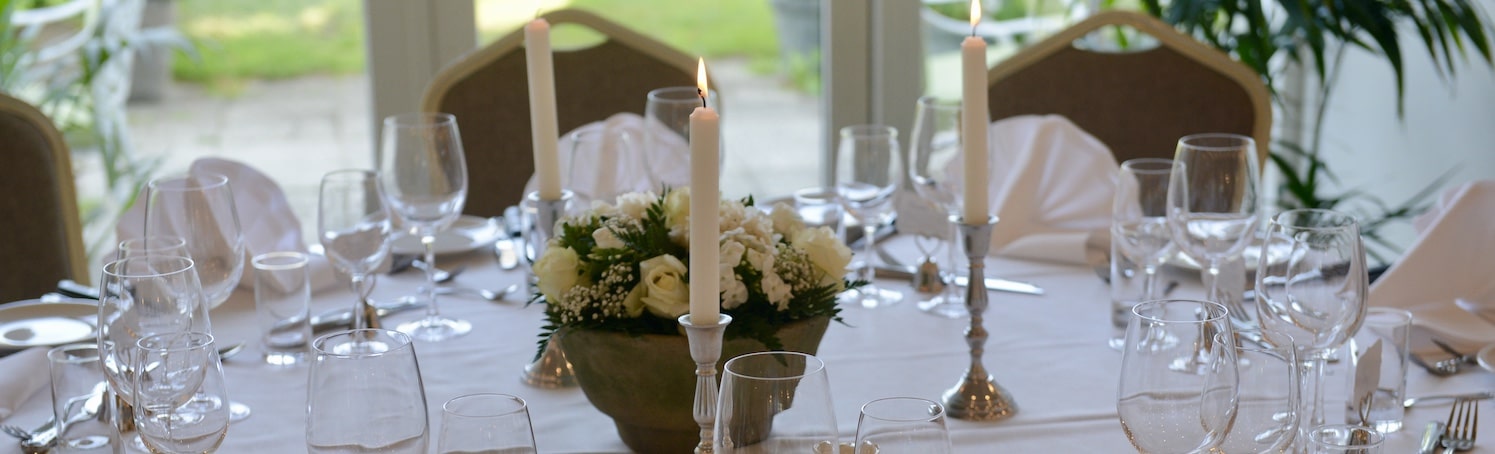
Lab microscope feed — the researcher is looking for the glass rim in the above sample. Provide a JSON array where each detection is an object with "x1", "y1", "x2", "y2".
[
  {"x1": 102, "y1": 255, "x2": 195, "y2": 279},
  {"x1": 1270, "y1": 208, "x2": 1360, "y2": 231},
  {"x1": 136, "y1": 331, "x2": 215, "y2": 353},
  {"x1": 723, "y1": 351, "x2": 826, "y2": 381},
  {"x1": 383, "y1": 112, "x2": 456, "y2": 128},
  {"x1": 1214, "y1": 330, "x2": 1296, "y2": 355},
  {"x1": 321, "y1": 168, "x2": 378, "y2": 183},
  {"x1": 840, "y1": 124, "x2": 897, "y2": 139},
  {"x1": 118, "y1": 235, "x2": 187, "y2": 253},
  {"x1": 916, "y1": 95, "x2": 960, "y2": 109},
  {"x1": 311, "y1": 329, "x2": 415, "y2": 359},
  {"x1": 1177, "y1": 133, "x2": 1256, "y2": 152},
  {"x1": 859, "y1": 396, "x2": 946, "y2": 423},
  {"x1": 1362, "y1": 307, "x2": 1413, "y2": 325},
  {"x1": 47, "y1": 342, "x2": 100, "y2": 363},
  {"x1": 1119, "y1": 158, "x2": 1176, "y2": 174},
  {"x1": 647, "y1": 85, "x2": 717, "y2": 103},
  {"x1": 252, "y1": 251, "x2": 309, "y2": 271},
  {"x1": 442, "y1": 393, "x2": 528, "y2": 418},
  {"x1": 1130, "y1": 299, "x2": 1229, "y2": 324},
  {"x1": 147, "y1": 172, "x2": 229, "y2": 192}
]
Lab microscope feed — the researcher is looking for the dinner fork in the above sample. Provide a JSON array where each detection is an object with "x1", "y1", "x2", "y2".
[
  {"x1": 1441, "y1": 397, "x2": 1479, "y2": 453},
  {"x1": 1433, "y1": 339, "x2": 1480, "y2": 365},
  {"x1": 0, "y1": 424, "x2": 29, "y2": 440},
  {"x1": 1412, "y1": 352, "x2": 1463, "y2": 376}
]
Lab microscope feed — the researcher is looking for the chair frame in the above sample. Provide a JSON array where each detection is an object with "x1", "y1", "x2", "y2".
[
  {"x1": 0, "y1": 93, "x2": 88, "y2": 285},
  {"x1": 987, "y1": 10, "x2": 1272, "y2": 165}
]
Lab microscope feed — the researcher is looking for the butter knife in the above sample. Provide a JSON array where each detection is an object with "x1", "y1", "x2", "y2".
[
  {"x1": 874, "y1": 265, "x2": 1044, "y2": 296},
  {"x1": 1420, "y1": 421, "x2": 1447, "y2": 454}
]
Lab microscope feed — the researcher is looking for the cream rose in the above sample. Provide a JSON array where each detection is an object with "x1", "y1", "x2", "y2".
[
  {"x1": 791, "y1": 226, "x2": 853, "y2": 287},
  {"x1": 769, "y1": 202, "x2": 806, "y2": 237},
  {"x1": 533, "y1": 245, "x2": 582, "y2": 303},
  {"x1": 638, "y1": 254, "x2": 691, "y2": 318},
  {"x1": 615, "y1": 191, "x2": 656, "y2": 220},
  {"x1": 592, "y1": 227, "x2": 625, "y2": 250},
  {"x1": 663, "y1": 188, "x2": 692, "y2": 245}
]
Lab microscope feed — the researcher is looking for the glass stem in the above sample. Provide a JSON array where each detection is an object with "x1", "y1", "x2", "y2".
[
  {"x1": 1141, "y1": 265, "x2": 1161, "y2": 301},
  {"x1": 944, "y1": 220, "x2": 959, "y2": 302},
  {"x1": 861, "y1": 224, "x2": 879, "y2": 294},
  {"x1": 423, "y1": 236, "x2": 439, "y2": 318},
  {"x1": 1301, "y1": 356, "x2": 1327, "y2": 429},
  {"x1": 349, "y1": 274, "x2": 373, "y2": 330},
  {"x1": 1203, "y1": 261, "x2": 1222, "y2": 303}
]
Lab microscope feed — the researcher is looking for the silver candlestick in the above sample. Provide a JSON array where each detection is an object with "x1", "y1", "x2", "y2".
[
  {"x1": 678, "y1": 313, "x2": 732, "y2": 454},
  {"x1": 942, "y1": 215, "x2": 1018, "y2": 421},
  {"x1": 522, "y1": 190, "x2": 577, "y2": 388}
]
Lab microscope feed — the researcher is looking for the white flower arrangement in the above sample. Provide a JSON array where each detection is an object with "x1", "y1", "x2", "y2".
[{"x1": 533, "y1": 187, "x2": 859, "y2": 350}]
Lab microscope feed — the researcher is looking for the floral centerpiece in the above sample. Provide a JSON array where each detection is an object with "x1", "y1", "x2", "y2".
[{"x1": 530, "y1": 187, "x2": 859, "y2": 453}]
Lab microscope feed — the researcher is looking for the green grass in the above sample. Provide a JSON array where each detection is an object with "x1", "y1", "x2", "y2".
[{"x1": 171, "y1": 0, "x2": 365, "y2": 94}]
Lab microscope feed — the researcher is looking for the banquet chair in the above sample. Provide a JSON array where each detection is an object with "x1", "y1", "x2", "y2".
[
  {"x1": 0, "y1": 93, "x2": 88, "y2": 303},
  {"x1": 422, "y1": 9, "x2": 702, "y2": 216},
  {"x1": 987, "y1": 10, "x2": 1271, "y2": 165}
]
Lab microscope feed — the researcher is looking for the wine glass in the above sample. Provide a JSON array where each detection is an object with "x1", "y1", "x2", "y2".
[
  {"x1": 1254, "y1": 208, "x2": 1368, "y2": 428},
  {"x1": 715, "y1": 352, "x2": 840, "y2": 453},
  {"x1": 307, "y1": 329, "x2": 430, "y2": 454},
  {"x1": 132, "y1": 332, "x2": 231, "y2": 454},
  {"x1": 379, "y1": 112, "x2": 472, "y2": 341},
  {"x1": 1165, "y1": 134, "x2": 1260, "y2": 322},
  {"x1": 644, "y1": 86, "x2": 720, "y2": 187},
  {"x1": 143, "y1": 173, "x2": 246, "y2": 309},
  {"x1": 318, "y1": 169, "x2": 392, "y2": 332},
  {"x1": 1114, "y1": 159, "x2": 1179, "y2": 301},
  {"x1": 117, "y1": 235, "x2": 189, "y2": 260},
  {"x1": 96, "y1": 256, "x2": 212, "y2": 449},
  {"x1": 835, "y1": 124, "x2": 904, "y2": 308},
  {"x1": 563, "y1": 126, "x2": 649, "y2": 206},
  {"x1": 436, "y1": 393, "x2": 537, "y2": 454},
  {"x1": 1216, "y1": 330, "x2": 1299, "y2": 453},
  {"x1": 853, "y1": 397, "x2": 952, "y2": 453},
  {"x1": 907, "y1": 96, "x2": 966, "y2": 318},
  {"x1": 1117, "y1": 299, "x2": 1238, "y2": 453}
]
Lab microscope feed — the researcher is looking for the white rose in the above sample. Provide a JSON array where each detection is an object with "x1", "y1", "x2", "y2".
[
  {"x1": 616, "y1": 192, "x2": 656, "y2": 220},
  {"x1": 791, "y1": 226, "x2": 853, "y2": 288},
  {"x1": 592, "y1": 227, "x2": 625, "y2": 250},
  {"x1": 533, "y1": 245, "x2": 582, "y2": 303},
  {"x1": 769, "y1": 202, "x2": 806, "y2": 238},
  {"x1": 719, "y1": 200, "x2": 747, "y2": 233},
  {"x1": 664, "y1": 188, "x2": 691, "y2": 246},
  {"x1": 638, "y1": 254, "x2": 691, "y2": 318}
]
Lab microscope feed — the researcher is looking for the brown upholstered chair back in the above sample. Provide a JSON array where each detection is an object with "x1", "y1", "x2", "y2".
[
  {"x1": 422, "y1": 9, "x2": 699, "y2": 216},
  {"x1": 987, "y1": 11, "x2": 1271, "y2": 165},
  {"x1": 0, "y1": 93, "x2": 87, "y2": 303}
]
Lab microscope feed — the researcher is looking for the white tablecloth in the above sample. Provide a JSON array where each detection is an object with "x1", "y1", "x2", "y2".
[{"x1": 2, "y1": 235, "x2": 1491, "y2": 453}]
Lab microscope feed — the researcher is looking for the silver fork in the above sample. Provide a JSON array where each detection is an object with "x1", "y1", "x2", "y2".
[
  {"x1": 1441, "y1": 397, "x2": 1479, "y2": 453},
  {"x1": 0, "y1": 424, "x2": 29, "y2": 440}
]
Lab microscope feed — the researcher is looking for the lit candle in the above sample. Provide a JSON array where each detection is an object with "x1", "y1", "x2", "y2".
[
  {"x1": 525, "y1": 17, "x2": 562, "y2": 200},
  {"x1": 961, "y1": 0, "x2": 990, "y2": 223},
  {"x1": 688, "y1": 58, "x2": 721, "y2": 325}
]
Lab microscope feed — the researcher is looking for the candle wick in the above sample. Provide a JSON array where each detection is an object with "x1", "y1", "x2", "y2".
[
  {"x1": 698, "y1": 89, "x2": 706, "y2": 108},
  {"x1": 971, "y1": 24, "x2": 977, "y2": 37}
]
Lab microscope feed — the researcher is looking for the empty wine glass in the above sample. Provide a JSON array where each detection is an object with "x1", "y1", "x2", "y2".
[
  {"x1": 1117, "y1": 299, "x2": 1238, "y2": 453},
  {"x1": 643, "y1": 86, "x2": 721, "y2": 187},
  {"x1": 379, "y1": 112, "x2": 471, "y2": 341},
  {"x1": 143, "y1": 173, "x2": 246, "y2": 309},
  {"x1": 307, "y1": 329, "x2": 429, "y2": 453},
  {"x1": 116, "y1": 235, "x2": 188, "y2": 260},
  {"x1": 437, "y1": 393, "x2": 537, "y2": 454},
  {"x1": 1254, "y1": 208, "x2": 1368, "y2": 429},
  {"x1": 563, "y1": 126, "x2": 650, "y2": 206},
  {"x1": 318, "y1": 169, "x2": 392, "y2": 332},
  {"x1": 854, "y1": 397, "x2": 952, "y2": 453},
  {"x1": 1216, "y1": 330, "x2": 1299, "y2": 453},
  {"x1": 1166, "y1": 134, "x2": 1260, "y2": 323},
  {"x1": 1114, "y1": 159, "x2": 1179, "y2": 301},
  {"x1": 132, "y1": 332, "x2": 231, "y2": 454},
  {"x1": 715, "y1": 352, "x2": 839, "y2": 453},
  {"x1": 835, "y1": 124, "x2": 904, "y2": 308},
  {"x1": 907, "y1": 96, "x2": 966, "y2": 318}
]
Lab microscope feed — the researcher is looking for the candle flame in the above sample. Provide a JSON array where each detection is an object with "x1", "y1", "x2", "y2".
[
  {"x1": 696, "y1": 58, "x2": 709, "y2": 107},
  {"x1": 970, "y1": 0, "x2": 982, "y2": 29}
]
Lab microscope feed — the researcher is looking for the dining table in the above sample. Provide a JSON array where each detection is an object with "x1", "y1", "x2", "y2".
[{"x1": 1, "y1": 233, "x2": 1491, "y2": 453}]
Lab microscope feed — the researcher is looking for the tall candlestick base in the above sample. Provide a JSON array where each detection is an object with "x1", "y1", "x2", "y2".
[
  {"x1": 522, "y1": 190, "x2": 577, "y2": 388},
  {"x1": 678, "y1": 313, "x2": 732, "y2": 454},
  {"x1": 942, "y1": 216, "x2": 1017, "y2": 421}
]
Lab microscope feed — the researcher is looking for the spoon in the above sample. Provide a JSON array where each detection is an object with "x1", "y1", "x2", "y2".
[
  {"x1": 217, "y1": 342, "x2": 247, "y2": 360},
  {"x1": 411, "y1": 261, "x2": 466, "y2": 283},
  {"x1": 425, "y1": 284, "x2": 520, "y2": 302}
]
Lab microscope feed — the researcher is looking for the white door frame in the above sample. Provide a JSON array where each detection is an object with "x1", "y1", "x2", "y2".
[{"x1": 362, "y1": 0, "x2": 476, "y2": 158}]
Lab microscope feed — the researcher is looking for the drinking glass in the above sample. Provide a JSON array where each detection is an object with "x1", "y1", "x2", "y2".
[
  {"x1": 1216, "y1": 330, "x2": 1299, "y2": 453},
  {"x1": 907, "y1": 96, "x2": 966, "y2": 318},
  {"x1": 564, "y1": 127, "x2": 649, "y2": 206},
  {"x1": 1114, "y1": 159, "x2": 1179, "y2": 302},
  {"x1": 644, "y1": 86, "x2": 721, "y2": 187},
  {"x1": 1117, "y1": 299, "x2": 1238, "y2": 453},
  {"x1": 379, "y1": 112, "x2": 471, "y2": 341},
  {"x1": 1305, "y1": 424, "x2": 1383, "y2": 453},
  {"x1": 318, "y1": 169, "x2": 392, "y2": 332},
  {"x1": 143, "y1": 173, "x2": 246, "y2": 309},
  {"x1": 715, "y1": 352, "x2": 839, "y2": 453},
  {"x1": 1254, "y1": 208, "x2": 1367, "y2": 428},
  {"x1": 1166, "y1": 134, "x2": 1260, "y2": 322},
  {"x1": 835, "y1": 124, "x2": 904, "y2": 308},
  {"x1": 436, "y1": 393, "x2": 537, "y2": 454},
  {"x1": 853, "y1": 397, "x2": 952, "y2": 453},
  {"x1": 1347, "y1": 308, "x2": 1411, "y2": 432},
  {"x1": 307, "y1": 329, "x2": 429, "y2": 453},
  {"x1": 116, "y1": 235, "x2": 188, "y2": 260},
  {"x1": 132, "y1": 332, "x2": 231, "y2": 454}
]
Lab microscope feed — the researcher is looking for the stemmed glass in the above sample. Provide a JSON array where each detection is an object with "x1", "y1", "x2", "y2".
[
  {"x1": 835, "y1": 124, "x2": 904, "y2": 308},
  {"x1": 143, "y1": 173, "x2": 246, "y2": 310},
  {"x1": 643, "y1": 86, "x2": 720, "y2": 186},
  {"x1": 307, "y1": 329, "x2": 429, "y2": 454},
  {"x1": 1114, "y1": 159, "x2": 1179, "y2": 302},
  {"x1": 379, "y1": 112, "x2": 471, "y2": 341},
  {"x1": 1166, "y1": 133, "x2": 1260, "y2": 323},
  {"x1": 907, "y1": 96, "x2": 966, "y2": 318},
  {"x1": 715, "y1": 352, "x2": 840, "y2": 453},
  {"x1": 853, "y1": 397, "x2": 953, "y2": 453},
  {"x1": 1254, "y1": 208, "x2": 1368, "y2": 429},
  {"x1": 318, "y1": 169, "x2": 392, "y2": 332},
  {"x1": 1116, "y1": 299, "x2": 1238, "y2": 453},
  {"x1": 132, "y1": 332, "x2": 232, "y2": 454}
]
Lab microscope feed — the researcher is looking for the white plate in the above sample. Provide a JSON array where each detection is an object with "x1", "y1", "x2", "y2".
[
  {"x1": 390, "y1": 215, "x2": 504, "y2": 255},
  {"x1": 1478, "y1": 344, "x2": 1495, "y2": 373},
  {"x1": 0, "y1": 299, "x2": 98, "y2": 350}
]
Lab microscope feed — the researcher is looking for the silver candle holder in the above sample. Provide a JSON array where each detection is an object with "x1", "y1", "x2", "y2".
[
  {"x1": 522, "y1": 190, "x2": 577, "y2": 388},
  {"x1": 678, "y1": 313, "x2": 732, "y2": 454},
  {"x1": 942, "y1": 215, "x2": 1018, "y2": 421}
]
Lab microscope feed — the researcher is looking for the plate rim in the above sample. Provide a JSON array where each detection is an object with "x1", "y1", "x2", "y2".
[
  {"x1": 1478, "y1": 343, "x2": 1495, "y2": 373},
  {"x1": 389, "y1": 215, "x2": 502, "y2": 255},
  {"x1": 0, "y1": 299, "x2": 98, "y2": 350}
]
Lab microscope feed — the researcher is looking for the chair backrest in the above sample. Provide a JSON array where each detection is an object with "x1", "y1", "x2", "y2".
[
  {"x1": 0, "y1": 93, "x2": 87, "y2": 302},
  {"x1": 422, "y1": 9, "x2": 699, "y2": 216},
  {"x1": 987, "y1": 10, "x2": 1271, "y2": 165}
]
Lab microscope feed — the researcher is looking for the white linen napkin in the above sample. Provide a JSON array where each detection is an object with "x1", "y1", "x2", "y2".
[
  {"x1": 524, "y1": 112, "x2": 689, "y2": 205},
  {"x1": 0, "y1": 347, "x2": 49, "y2": 420},
  {"x1": 117, "y1": 158, "x2": 339, "y2": 294},
  {"x1": 1369, "y1": 180, "x2": 1495, "y2": 347}
]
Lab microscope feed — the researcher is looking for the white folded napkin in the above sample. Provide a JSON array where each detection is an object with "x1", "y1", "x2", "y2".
[
  {"x1": 524, "y1": 113, "x2": 689, "y2": 206},
  {"x1": 0, "y1": 347, "x2": 50, "y2": 420},
  {"x1": 1369, "y1": 180, "x2": 1495, "y2": 347},
  {"x1": 117, "y1": 158, "x2": 339, "y2": 294}
]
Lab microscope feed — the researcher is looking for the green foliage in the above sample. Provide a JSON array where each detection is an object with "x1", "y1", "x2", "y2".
[{"x1": 171, "y1": 0, "x2": 364, "y2": 94}]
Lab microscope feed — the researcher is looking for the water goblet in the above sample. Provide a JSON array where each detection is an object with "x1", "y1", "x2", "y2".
[
  {"x1": 318, "y1": 169, "x2": 392, "y2": 332},
  {"x1": 835, "y1": 124, "x2": 904, "y2": 308},
  {"x1": 1166, "y1": 133, "x2": 1260, "y2": 324},
  {"x1": 436, "y1": 393, "x2": 537, "y2": 454},
  {"x1": 1254, "y1": 208, "x2": 1368, "y2": 429},
  {"x1": 142, "y1": 173, "x2": 246, "y2": 310},
  {"x1": 132, "y1": 332, "x2": 231, "y2": 454},
  {"x1": 1117, "y1": 299, "x2": 1238, "y2": 453},
  {"x1": 854, "y1": 397, "x2": 952, "y2": 453},
  {"x1": 563, "y1": 126, "x2": 650, "y2": 206},
  {"x1": 907, "y1": 96, "x2": 967, "y2": 317},
  {"x1": 307, "y1": 329, "x2": 429, "y2": 453},
  {"x1": 379, "y1": 112, "x2": 472, "y2": 341},
  {"x1": 715, "y1": 352, "x2": 839, "y2": 453},
  {"x1": 643, "y1": 86, "x2": 721, "y2": 187}
]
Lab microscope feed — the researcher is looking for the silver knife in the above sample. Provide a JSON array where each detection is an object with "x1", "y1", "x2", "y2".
[
  {"x1": 1420, "y1": 421, "x2": 1447, "y2": 454},
  {"x1": 874, "y1": 265, "x2": 1044, "y2": 296},
  {"x1": 307, "y1": 299, "x2": 425, "y2": 332}
]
